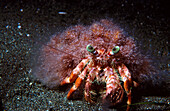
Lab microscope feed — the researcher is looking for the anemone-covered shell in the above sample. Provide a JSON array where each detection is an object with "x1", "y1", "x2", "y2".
[{"x1": 34, "y1": 19, "x2": 155, "y2": 88}]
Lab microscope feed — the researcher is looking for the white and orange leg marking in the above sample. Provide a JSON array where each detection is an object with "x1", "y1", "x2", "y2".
[
  {"x1": 84, "y1": 66, "x2": 101, "y2": 103},
  {"x1": 65, "y1": 60, "x2": 93, "y2": 99},
  {"x1": 60, "y1": 59, "x2": 89, "y2": 85},
  {"x1": 103, "y1": 67, "x2": 124, "y2": 105},
  {"x1": 118, "y1": 64, "x2": 132, "y2": 111}
]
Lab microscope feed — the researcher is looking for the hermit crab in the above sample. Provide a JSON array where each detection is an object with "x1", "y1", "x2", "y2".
[
  {"x1": 34, "y1": 19, "x2": 155, "y2": 111},
  {"x1": 60, "y1": 44, "x2": 136, "y2": 110}
]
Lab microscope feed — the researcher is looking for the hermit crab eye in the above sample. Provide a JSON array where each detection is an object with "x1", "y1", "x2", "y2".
[
  {"x1": 110, "y1": 46, "x2": 120, "y2": 55},
  {"x1": 86, "y1": 44, "x2": 95, "y2": 53},
  {"x1": 112, "y1": 46, "x2": 120, "y2": 54}
]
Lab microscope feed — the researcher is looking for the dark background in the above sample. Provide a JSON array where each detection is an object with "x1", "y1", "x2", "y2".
[{"x1": 1, "y1": 0, "x2": 169, "y2": 110}]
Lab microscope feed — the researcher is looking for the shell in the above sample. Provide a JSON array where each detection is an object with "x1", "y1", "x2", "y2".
[{"x1": 33, "y1": 19, "x2": 155, "y2": 88}]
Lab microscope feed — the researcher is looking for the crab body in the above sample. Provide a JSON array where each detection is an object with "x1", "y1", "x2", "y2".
[
  {"x1": 61, "y1": 45, "x2": 133, "y2": 110},
  {"x1": 34, "y1": 19, "x2": 154, "y2": 111}
]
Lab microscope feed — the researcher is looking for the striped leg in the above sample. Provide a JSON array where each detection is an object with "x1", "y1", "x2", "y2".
[
  {"x1": 118, "y1": 64, "x2": 132, "y2": 111},
  {"x1": 60, "y1": 59, "x2": 89, "y2": 85},
  {"x1": 67, "y1": 60, "x2": 93, "y2": 99},
  {"x1": 84, "y1": 66, "x2": 100, "y2": 103},
  {"x1": 103, "y1": 67, "x2": 124, "y2": 105}
]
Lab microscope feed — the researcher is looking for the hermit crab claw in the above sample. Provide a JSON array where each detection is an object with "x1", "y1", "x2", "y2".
[{"x1": 103, "y1": 84, "x2": 124, "y2": 107}]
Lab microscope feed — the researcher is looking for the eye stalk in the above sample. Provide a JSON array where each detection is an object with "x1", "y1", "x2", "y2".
[{"x1": 109, "y1": 46, "x2": 120, "y2": 55}]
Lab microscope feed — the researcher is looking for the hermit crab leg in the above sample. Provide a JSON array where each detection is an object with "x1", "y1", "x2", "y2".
[
  {"x1": 60, "y1": 59, "x2": 89, "y2": 85},
  {"x1": 118, "y1": 64, "x2": 132, "y2": 111},
  {"x1": 67, "y1": 60, "x2": 93, "y2": 99},
  {"x1": 84, "y1": 66, "x2": 100, "y2": 103},
  {"x1": 103, "y1": 67, "x2": 124, "y2": 105}
]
